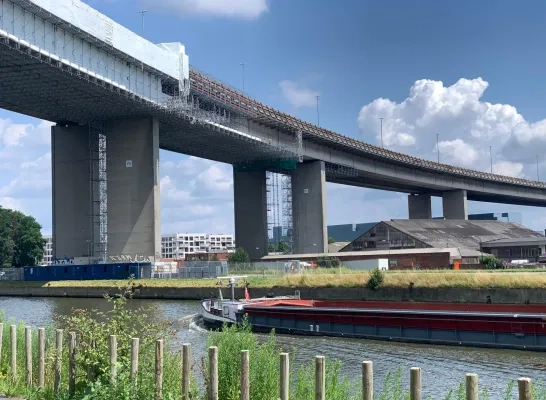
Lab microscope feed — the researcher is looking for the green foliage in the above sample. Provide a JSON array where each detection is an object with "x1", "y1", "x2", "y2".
[
  {"x1": 0, "y1": 206, "x2": 45, "y2": 267},
  {"x1": 228, "y1": 247, "x2": 250, "y2": 263},
  {"x1": 267, "y1": 243, "x2": 275, "y2": 252},
  {"x1": 328, "y1": 236, "x2": 336, "y2": 244},
  {"x1": 480, "y1": 255, "x2": 504, "y2": 270},
  {"x1": 211, "y1": 253, "x2": 219, "y2": 261},
  {"x1": 316, "y1": 255, "x2": 341, "y2": 268},
  {"x1": 367, "y1": 268, "x2": 385, "y2": 290},
  {"x1": 276, "y1": 240, "x2": 290, "y2": 253}
]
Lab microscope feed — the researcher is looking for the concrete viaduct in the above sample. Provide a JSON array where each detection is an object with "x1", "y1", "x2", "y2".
[{"x1": 1, "y1": 0, "x2": 546, "y2": 260}]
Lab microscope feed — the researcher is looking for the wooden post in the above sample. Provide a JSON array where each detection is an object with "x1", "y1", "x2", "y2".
[
  {"x1": 54, "y1": 329, "x2": 63, "y2": 394},
  {"x1": 110, "y1": 335, "x2": 117, "y2": 384},
  {"x1": 38, "y1": 328, "x2": 45, "y2": 389},
  {"x1": 131, "y1": 338, "x2": 140, "y2": 382},
  {"x1": 362, "y1": 361, "x2": 373, "y2": 400},
  {"x1": 155, "y1": 339, "x2": 164, "y2": 400},
  {"x1": 240, "y1": 350, "x2": 250, "y2": 400},
  {"x1": 87, "y1": 338, "x2": 95, "y2": 381},
  {"x1": 10, "y1": 324, "x2": 16, "y2": 380},
  {"x1": 182, "y1": 343, "x2": 191, "y2": 400},
  {"x1": 0, "y1": 323, "x2": 4, "y2": 365},
  {"x1": 68, "y1": 331, "x2": 76, "y2": 396},
  {"x1": 25, "y1": 326, "x2": 32, "y2": 387},
  {"x1": 315, "y1": 356, "x2": 325, "y2": 400},
  {"x1": 280, "y1": 353, "x2": 289, "y2": 400},
  {"x1": 466, "y1": 373, "x2": 478, "y2": 400},
  {"x1": 208, "y1": 346, "x2": 218, "y2": 400},
  {"x1": 410, "y1": 367, "x2": 422, "y2": 400},
  {"x1": 518, "y1": 378, "x2": 532, "y2": 400}
]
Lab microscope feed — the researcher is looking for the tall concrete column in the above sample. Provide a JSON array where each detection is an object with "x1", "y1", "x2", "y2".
[
  {"x1": 442, "y1": 190, "x2": 468, "y2": 220},
  {"x1": 233, "y1": 170, "x2": 268, "y2": 260},
  {"x1": 408, "y1": 194, "x2": 432, "y2": 219},
  {"x1": 51, "y1": 124, "x2": 94, "y2": 259},
  {"x1": 105, "y1": 117, "x2": 161, "y2": 258},
  {"x1": 291, "y1": 161, "x2": 328, "y2": 254}
]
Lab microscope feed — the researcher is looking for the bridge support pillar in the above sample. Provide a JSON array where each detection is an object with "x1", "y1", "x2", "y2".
[
  {"x1": 51, "y1": 124, "x2": 94, "y2": 260},
  {"x1": 442, "y1": 190, "x2": 468, "y2": 220},
  {"x1": 291, "y1": 161, "x2": 328, "y2": 255},
  {"x1": 105, "y1": 117, "x2": 161, "y2": 258},
  {"x1": 233, "y1": 170, "x2": 269, "y2": 260},
  {"x1": 51, "y1": 118, "x2": 161, "y2": 261},
  {"x1": 408, "y1": 194, "x2": 432, "y2": 219}
]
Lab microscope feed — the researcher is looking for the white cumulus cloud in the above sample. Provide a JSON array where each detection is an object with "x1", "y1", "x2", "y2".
[
  {"x1": 279, "y1": 80, "x2": 320, "y2": 109},
  {"x1": 357, "y1": 77, "x2": 544, "y2": 179},
  {"x1": 151, "y1": 0, "x2": 268, "y2": 20}
]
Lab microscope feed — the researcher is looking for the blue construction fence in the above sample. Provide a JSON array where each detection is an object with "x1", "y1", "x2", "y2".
[{"x1": 23, "y1": 262, "x2": 152, "y2": 281}]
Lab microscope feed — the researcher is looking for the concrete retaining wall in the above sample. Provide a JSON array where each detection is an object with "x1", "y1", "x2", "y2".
[{"x1": 1, "y1": 285, "x2": 546, "y2": 304}]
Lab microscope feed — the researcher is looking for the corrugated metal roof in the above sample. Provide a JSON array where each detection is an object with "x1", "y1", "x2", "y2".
[
  {"x1": 328, "y1": 242, "x2": 350, "y2": 253},
  {"x1": 385, "y1": 219, "x2": 542, "y2": 250}
]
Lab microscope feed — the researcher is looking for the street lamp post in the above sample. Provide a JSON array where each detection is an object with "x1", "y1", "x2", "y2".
[
  {"x1": 379, "y1": 117, "x2": 384, "y2": 148},
  {"x1": 537, "y1": 155, "x2": 540, "y2": 181},
  {"x1": 489, "y1": 146, "x2": 493, "y2": 173},
  {"x1": 240, "y1": 62, "x2": 245, "y2": 92},
  {"x1": 139, "y1": 10, "x2": 147, "y2": 35},
  {"x1": 436, "y1": 133, "x2": 440, "y2": 163},
  {"x1": 316, "y1": 95, "x2": 320, "y2": 127}
]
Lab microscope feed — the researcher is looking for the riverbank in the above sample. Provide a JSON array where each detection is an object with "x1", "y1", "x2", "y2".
[{"x1": 3, "y1": 270, "x2": 546, "y2": 303}]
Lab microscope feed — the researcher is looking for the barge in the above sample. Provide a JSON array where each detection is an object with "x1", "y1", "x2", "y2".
[
  {"x1": 238, "y1": 300, "x2": 546, "y2": 351},
  {"x1": 202, "y1": 289, "x2": 546, "y2": 351}
]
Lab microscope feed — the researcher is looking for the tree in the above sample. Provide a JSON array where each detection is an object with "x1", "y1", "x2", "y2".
[
  {"x1": 268, "y1": 243, "x2": 275, "y2": 253},
  {"x1": 0, "y1": 206, "x2": 45, "y2": 267},
  {"x1": 276, "y1": 240, "x2": 290, "y2": 253},
  {"x1": 227, "y1": 247, "x2": 250, "y2": 263},
  {"x1": 328, "y1": 236, "x2": 336, "y2": 244},
  {"x1": 210, "y1": 253, "x2": 219, "y2": 261}
]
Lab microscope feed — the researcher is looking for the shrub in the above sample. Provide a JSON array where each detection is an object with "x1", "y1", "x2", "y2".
[
  {"x1": 316, "y1": 255, "x2": 341, "y2": 268},
  {"x1": 367, "y1": 268, "x2": 385, "y2": 290},
  {"x1": 479, "y1": 255, "x2": 504, "y2": 270}
]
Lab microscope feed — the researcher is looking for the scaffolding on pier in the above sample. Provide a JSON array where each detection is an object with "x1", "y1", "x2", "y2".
[
  {"x1": 88, "y1": 123, "x2": 108, "y2": 263},
  {"x1": 281, "y1": 174, "x2": 293, "y2": 254}
]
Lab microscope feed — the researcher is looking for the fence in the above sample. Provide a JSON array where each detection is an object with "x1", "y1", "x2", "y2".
[
  {"x1": 1, "y1": 323, "x2": 536, "y2": 400},
  {"x1": 150, "y1": 261, "x2": 302, "y2": 280},
  {"x1": 0, "y1": 268, "x2": 23, "y2": 281}
]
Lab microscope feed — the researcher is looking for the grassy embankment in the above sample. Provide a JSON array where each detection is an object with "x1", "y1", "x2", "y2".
[{"x1": 2, "y1": 268, "x2": 546, "y2": 289}]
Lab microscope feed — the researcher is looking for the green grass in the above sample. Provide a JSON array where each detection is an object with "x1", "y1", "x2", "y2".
[{"x1": 3, "y1": 268, "x2": 546, "y2": 292}]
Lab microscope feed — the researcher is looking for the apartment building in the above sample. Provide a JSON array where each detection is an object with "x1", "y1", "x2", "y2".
[
  {"x1": 42, "y1": 235, "x2": 53, "y2": 266},
  {"x1": 161, "y1": 233, "x2": 235, "y2": 260}
]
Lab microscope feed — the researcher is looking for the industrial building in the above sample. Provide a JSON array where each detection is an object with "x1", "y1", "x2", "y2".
[{"x1": 265, "y1": 219, "x2": 546, "y2": 268}]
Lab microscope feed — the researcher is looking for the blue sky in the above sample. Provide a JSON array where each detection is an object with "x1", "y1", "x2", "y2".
[{"x1": 2, "y1": 0, "x2": 546, "y2": 235}]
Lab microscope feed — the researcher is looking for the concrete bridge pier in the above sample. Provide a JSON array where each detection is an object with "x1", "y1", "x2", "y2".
[
  {"x1": 51, "y1": 117, "x2": 161, "y2": 260},
  {"x1": 291, "y1": 161, "x2": 328, "y2": 255},
  {"x1": 442, "y1": 189, "x2": 468, "y2": 220},
  {"x1": 233, "y1": 170, "x2": 269, "y2": 259},
  {"x1": 408, "y1": 194, "x2": 432, "y2": 219}
]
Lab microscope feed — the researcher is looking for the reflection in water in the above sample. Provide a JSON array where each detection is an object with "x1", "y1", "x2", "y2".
[{"x1": 2, "y1": 297, "x2": 546, "y2": 399}]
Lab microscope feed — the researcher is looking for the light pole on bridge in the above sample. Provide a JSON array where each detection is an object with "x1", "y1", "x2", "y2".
[
  {"x1": 379, "y1": 117, "x2": 384, "y2": 148},
  {"x1": 240, "y1": 62, "x2": 245, "y2": 92},
  {"x1": 537, "y1": 155, "x2": 540, "y2": 181},
  {"x1": 316, "y1": 95, "x2": 320, "y2": 127},
  {"x1": 489, "y1": 146, "x2": 493, "y2": 174},
  {"x1": 139, "y1": 10, "x2": 148, "y2": 35},
  {"x1": 436, "y1": 133, "x2": 440, "y2": 163}
]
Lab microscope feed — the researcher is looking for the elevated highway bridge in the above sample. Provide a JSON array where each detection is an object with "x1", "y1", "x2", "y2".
[{"x1": 0, "y1": 0, "x2": 544, "y2": 260}]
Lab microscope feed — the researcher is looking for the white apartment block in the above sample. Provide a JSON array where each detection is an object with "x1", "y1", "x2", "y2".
[
  {"x1": 161, "y1": 233, "x2": 235, "y2": 259},
  {"x1": 42, "y1": 235, "x2": 53, "y2": 266}
]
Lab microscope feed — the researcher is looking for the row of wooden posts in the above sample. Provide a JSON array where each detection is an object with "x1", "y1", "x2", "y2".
[{"x1": 0, "y1": 323, "x2": 535, "y2": 400}]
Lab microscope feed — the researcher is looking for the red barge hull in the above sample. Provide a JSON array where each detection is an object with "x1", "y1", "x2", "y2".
[{"x1": 237, "y1": 300, "x2": 546, "y2": 351}]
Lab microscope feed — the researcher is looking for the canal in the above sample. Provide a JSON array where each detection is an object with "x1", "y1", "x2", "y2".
[{"x1": 1, "y1": 296, "x2": 545, "y2": 399}]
